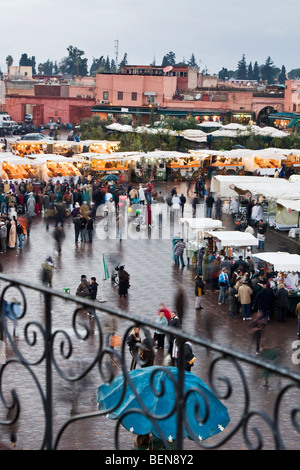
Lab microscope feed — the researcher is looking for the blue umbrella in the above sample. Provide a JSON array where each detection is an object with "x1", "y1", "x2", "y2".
[
  {"x1": 101, "y1": 174, "x2": 120, "y2": 182},
  {"x1": 97, "y1": 366, "x2": 230, "y2": 442}
]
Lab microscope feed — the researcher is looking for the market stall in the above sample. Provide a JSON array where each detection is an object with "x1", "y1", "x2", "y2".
[
  {"x1": 252, "y1": 251, "x2": 300, "y2": 313},
  {"x1": 205, "y1": 230, "x2": 258, "y2": 259},
  {"x1": 12, "y1": 140, "x2": 49, "y2": 156},
  {"x1": 82, "y1": 140, "x2": 120, "y2": 154},
  {"x1": 37, "y1": 155, "x2": 83, "y2": 183},
  {"x1": 242, "y1": 149, "x2": 287, "y2": 175},
  {"x1": 0, "y1": 154, "x2": 40, "y2": 180},
  {"x1": 179, "y1": 218, "x2": 223, "y2": 266}
]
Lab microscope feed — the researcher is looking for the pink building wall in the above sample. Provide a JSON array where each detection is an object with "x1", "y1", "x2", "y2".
[
  {"x1": 95, "y1": 74, "x2": 177, "y2": 107},
  {"x1": 5, "y1": 95, "x2": 95, "y2": 125}
]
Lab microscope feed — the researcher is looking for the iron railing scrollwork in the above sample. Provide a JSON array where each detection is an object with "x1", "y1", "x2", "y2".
[{"x1": 0, "y1": 273, "x2": 299, "y2": 450}]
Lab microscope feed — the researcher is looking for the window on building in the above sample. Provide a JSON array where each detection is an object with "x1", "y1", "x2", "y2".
[
  {"x1": 118, "y1": 91, "x2": 123, "y2": 100},
  {"x1": 146, "y1": 96, "x2": 155, "y2": 104},
  {"x1": 103, "y1": 91, "x2": 109, "y2": 100},
  {"x1": 132, "y1": 92, "x2": 137, "y2": 101}
]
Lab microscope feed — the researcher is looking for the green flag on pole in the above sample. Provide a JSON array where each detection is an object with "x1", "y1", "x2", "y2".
[{"x1": 102, "y1": 253, "x2": 109, "y2": 280}]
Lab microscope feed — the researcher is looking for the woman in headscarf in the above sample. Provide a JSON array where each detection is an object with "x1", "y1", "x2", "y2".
[
  {"x1": 8, "y1": 216, "x2": 17, "y2": 249},
  {"x1": 26, "y1": 193, "x2": 36, "y2": 218}
]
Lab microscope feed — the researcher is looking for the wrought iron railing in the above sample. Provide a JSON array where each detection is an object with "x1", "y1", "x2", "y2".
[{"x1": 0, "y1": 273, "x2": 299, "y2": 451}]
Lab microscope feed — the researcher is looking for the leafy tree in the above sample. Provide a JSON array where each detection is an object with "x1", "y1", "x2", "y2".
[
  {"x1": 252, "y1": 61, "x2": 260, "y2": 81},
  {"x1": 287, "y1": 68, "x2": 300, "y2": 79},
  {"x1": 59, "y1": 46, "x2": 88, "y2": 76},
  {"x1": 19, "y1": 53, "x2": 36, "y2": 74},
  {"x1": 90, "y1": 56, "x2": 106, "y2": 75},
  {"x1": 218, "y1": 67, "x2": 229, "y2": 81},
  {"x1": 236, "y1": 54, "x2": 247, "y2": 79},
  {"x1": 38, "y1": 60, "x2": 54, "y2": 75},
  {"x1": 188, "y1": 54, "x2": 197, "y2": 67},
  {"x1": 278, "y1": 65, "x2": 286, "y2": 84},
  {"x1": 6, "y1": 55, "x2": 13, "y2": 73},
  {"x1": 161, "y1": 51, "x2": 176, "y2": 67},
  {"x1": 119, "y1": 53, "x2": 128, "y2": 69},
  {"x1": 260, "y1": 56, "x2": 277, "y2": 84},
  {"x1": 105, "y1": 56, "x2": 111, "y2": 72},
  {"x1": 110, "y1": 59, "x2": 116, "y2": 73},
  {"x1": 79, "y1": 116, "x2": 110, "y2": 140},
  {"x1": 247, "y1": 62, "x2": 253, "y2": 80}
]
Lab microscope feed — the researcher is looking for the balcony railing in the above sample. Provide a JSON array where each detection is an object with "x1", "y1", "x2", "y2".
[{"x1": 0, "y1": 273, "x2": 299, "y2": 450}]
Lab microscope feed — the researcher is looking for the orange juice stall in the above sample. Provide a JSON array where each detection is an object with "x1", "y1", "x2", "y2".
[{"x1": 12, "y1": 140, "x2": 48, "y2": 156}]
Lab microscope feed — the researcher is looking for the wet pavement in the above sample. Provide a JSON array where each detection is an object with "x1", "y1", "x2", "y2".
[{"x1": 0, "y1": 180, "x2": 299, "y2": 451}]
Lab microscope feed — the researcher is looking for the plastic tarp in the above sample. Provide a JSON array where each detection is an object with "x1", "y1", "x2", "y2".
[
  {"x1": 253, "y1": 252, "x2": 300, "y2": 272},
  {"x1": 206, "y1": 230, "x2": 258, "y2": 247}
]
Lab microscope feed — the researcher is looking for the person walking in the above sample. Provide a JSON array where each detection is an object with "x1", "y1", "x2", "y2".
[
  {"x1": 41, "y1": 257, "x2": 54, "y2": 288},
  {"x1": 155, "y1": 311, "x2": 168, "y2": 349},
  {"x1": 16, "y1": 221, "x2": 24, "y2": 249},
  {"x1": 86, "y1": 215, "x2": 94, "y2": 243},
  {"x1": 250, "y1": 312, "x2": 267, "y2": 355},
  {"x1": 73, "y1": 214, "x2": 82, "y2": 243},
  {"x1": 238, "y1": 280, "x2": 253, "y2": 320},
  {"x1": 205, "y1": 192, "x2": 215, "y2": 218},
  {"x1": 179, "y1": 193, "x2": 186, "y2": 217},
  {"x1": 174, "y1": 238, "x2": 186, "y2": 268},
  {"x1": 53, "y1": 225, "x2": 65, "y2": 255},
  {"x1": 253, "y1": 279, "x2": 273, "y2": 323},
  {"x1": 275, "y1": 283, "x2": 289, "y2": 322},
  {"x1": 183, "y1": 341, "x2": 196, "y2": 372},
  {"x1": 194, "y1": 273, "x2": 205, "y2": 309},
  {"x1": 218, "y1": 268, "x2": 229, "y2": 305}
]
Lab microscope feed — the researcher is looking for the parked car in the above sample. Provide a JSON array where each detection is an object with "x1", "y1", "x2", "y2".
[
  {"x1": 41, "y1": 121, "x2": 64, "y2": 130},
  {"x1": 18, "y1": 124, "x2": 39, "y2": 135},
  {"x1": 18, "y1": 133, "x2": 53, "y2": 141}
]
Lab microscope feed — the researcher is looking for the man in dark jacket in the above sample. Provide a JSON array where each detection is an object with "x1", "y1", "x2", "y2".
[
  {"x1": 275, "y1": 283, "x2": 289, "y2": 322},
  {"x1": 168, "y1": 311, "x2": 181, "y2": 361},
  {"x1": 205, "y1": 193, "x2": 215, "y2": 218},
  {"x1": 253, "y1": 280, "x2": 273, "y2": 322},
  {"x1": 88, "y1": 277, "x2": 98, "y2": 300},
  {"x1": 76, "y1": 275, "x2": 90, "y2": 298}
]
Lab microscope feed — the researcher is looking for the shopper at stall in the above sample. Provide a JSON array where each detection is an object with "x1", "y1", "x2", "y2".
[
  {"x1": 228, "y1": 282, "x2": 239, "y2": 318},
  {"x1": 174, "y1": 238, "x2": 186, "y2": 268},
  {"x1": 275, "y1": 283, "x2": 289, "y2": 322},
  {"x1": 238, "y1": 280, "x2": 253, "y2": 320},
  {"x1": 257, "y1": 219, "x2": 266, "y2": 250},
  {"x1": 218, "y1": 268, "x2": 230, "y2": 305}
]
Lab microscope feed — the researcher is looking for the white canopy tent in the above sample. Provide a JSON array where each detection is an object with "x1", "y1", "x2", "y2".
[
  {"x1": 179, "y1": 217, "x2": 223, "y2": 242},
  {"x1": 253, "y1": 252, "x2": 300, "y2": 272},
  {"x1": 206, "y1": 230, "x2": 258, "y2": 247}
]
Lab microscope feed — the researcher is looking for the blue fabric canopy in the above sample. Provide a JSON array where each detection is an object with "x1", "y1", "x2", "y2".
[{"x1": 97, "y1": 366, "x2": 230, "y2": 442}]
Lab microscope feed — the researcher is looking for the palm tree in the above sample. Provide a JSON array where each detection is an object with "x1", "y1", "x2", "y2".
[{"x1": 6, "y1": 55, "x2": 13, "y2": 74}]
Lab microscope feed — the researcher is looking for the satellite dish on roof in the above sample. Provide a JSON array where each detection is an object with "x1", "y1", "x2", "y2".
[
  {"x1": 195, "y1": 93, "x2": 201, "y2": 100},
  {"x1": 163, "y1": 66, "x2": 173, "y2": 73}
]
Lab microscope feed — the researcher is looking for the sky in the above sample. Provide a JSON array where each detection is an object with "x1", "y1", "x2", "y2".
[{"x1": 1, "y1": 0, "x2": 300, "y2": 75}]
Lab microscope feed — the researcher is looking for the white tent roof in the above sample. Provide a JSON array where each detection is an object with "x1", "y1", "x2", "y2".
[
  {"x1": 197, "y1": 121, "x2": 222, "y2": 128},
  {"x1": 276, "y1": 199, "x2": 300, "y2": 212},
  {"x1": 206, "y1": 230, "x2": 258, "y2": 246},
  {"x1": 179, "y1": 218, "x2": 223, "y2": 231},
  {"x1": 253, "y1": 252, "x2": 300, "y2": 272}
]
